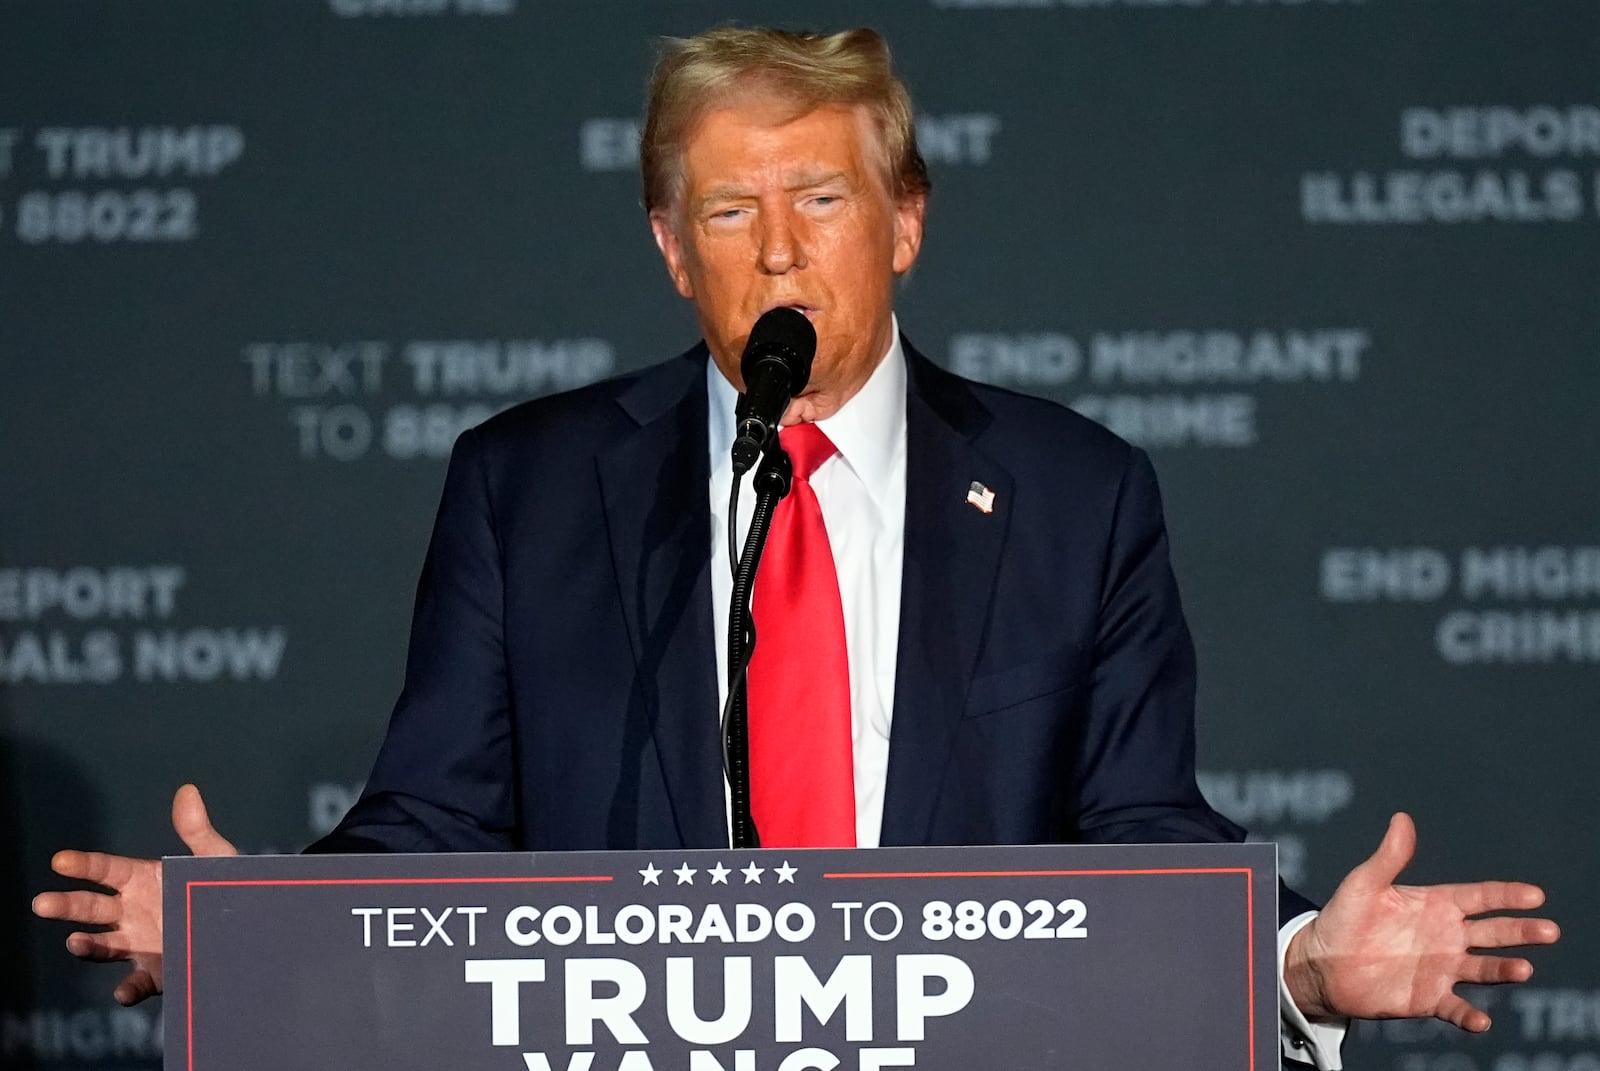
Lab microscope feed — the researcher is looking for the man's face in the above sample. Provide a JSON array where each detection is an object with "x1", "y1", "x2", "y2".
[{"x1": 650, "y1": 96, "x2": 926, "y2": 424}]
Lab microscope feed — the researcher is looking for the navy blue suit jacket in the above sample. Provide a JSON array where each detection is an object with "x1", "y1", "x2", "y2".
[{"x1": 311, "y1": 339, "x2": 1313, "y2": 923}]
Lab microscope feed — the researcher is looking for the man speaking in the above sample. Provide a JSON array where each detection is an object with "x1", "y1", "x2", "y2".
[{"x1": 33, "y1": 26, "x2": 1557, "y2": 1070}]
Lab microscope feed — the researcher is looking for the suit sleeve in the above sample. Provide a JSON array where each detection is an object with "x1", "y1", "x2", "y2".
[
  {"x1": 306, "y1": 426, "x2": 519, "y2": 854},
  {"x1": 1069, "y1": 447, "x2": 1344, "y2": 1065},
  {"x1": 1070, "y1": 446, "x2": 1317, "y2": 920}
]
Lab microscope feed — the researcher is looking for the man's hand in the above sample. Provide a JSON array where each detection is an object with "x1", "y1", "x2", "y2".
[
  {"x1": 1285, "y1": 811, "x2": 1560, "y2": 1030},
  {"x1": 31, "y1": 784, "x2": 237, "y2": 1005}
]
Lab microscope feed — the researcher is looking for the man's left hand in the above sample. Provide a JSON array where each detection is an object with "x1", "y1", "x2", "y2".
[{"x1": 1285, "y1": 812, "x2": 1560, "y2": 1030}]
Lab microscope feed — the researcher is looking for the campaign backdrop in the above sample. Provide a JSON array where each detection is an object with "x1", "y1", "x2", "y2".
[{"x1": 2, "y1": 2, "x2": 1596, "y2": 1068}]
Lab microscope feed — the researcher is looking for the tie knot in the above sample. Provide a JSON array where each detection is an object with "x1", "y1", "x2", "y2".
[{"x1": 779, "y1": 422, "x2": 837, "y2": 481}]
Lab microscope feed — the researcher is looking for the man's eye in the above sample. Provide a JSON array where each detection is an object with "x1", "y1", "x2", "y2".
[{"x1": 711, "y1": 208, "x2": 746, "y2": 221}]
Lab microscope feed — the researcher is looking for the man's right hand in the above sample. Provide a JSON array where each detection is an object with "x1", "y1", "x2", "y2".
[{"x1": 31, "y1": 783, "x2": 237, "y2": 1005}]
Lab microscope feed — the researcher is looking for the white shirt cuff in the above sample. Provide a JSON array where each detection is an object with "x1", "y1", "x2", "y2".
[{"x1": 1278, "y1": 910, "x2": 1348, "y2": 1069}]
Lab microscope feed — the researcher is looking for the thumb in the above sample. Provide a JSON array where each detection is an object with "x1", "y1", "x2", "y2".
[
  {"x1": 1350, "y1": 811, "x2": 1415, "y2": 892},
  {"x1": 172, "y1": 784, "x2": 238, "y2": 858}
]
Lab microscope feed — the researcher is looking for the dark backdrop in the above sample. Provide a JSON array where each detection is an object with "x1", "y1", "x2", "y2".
[{"x1": 2, "y1": 2, "x2": 1596, "y2": 1067}]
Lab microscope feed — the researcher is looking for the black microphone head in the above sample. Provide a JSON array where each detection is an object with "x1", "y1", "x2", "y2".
[{"x1": 740, "y1": 306, "x2": 817, "y2": 393}]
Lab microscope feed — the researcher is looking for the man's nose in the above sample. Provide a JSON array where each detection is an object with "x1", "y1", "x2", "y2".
[{"x1": 758, "y1": 207, "x2": 806, "y2": 274}]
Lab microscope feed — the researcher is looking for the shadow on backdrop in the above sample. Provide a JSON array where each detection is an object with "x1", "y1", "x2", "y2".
[{"x1": 1, "y1": 684, "x2": 158, "y2": 1070}]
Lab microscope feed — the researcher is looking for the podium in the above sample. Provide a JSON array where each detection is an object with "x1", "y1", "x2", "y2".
[{"x1": 164, "y1": 842, "x2": 1277, "y2": 1069}]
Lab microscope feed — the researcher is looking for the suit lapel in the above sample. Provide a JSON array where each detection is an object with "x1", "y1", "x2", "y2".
[
  {"x1": 596, "y1": 350, "x2": 726, "y2": 849},
  {"x1": 879, "y1": 348, "x2": 1013, "y2": 846}
]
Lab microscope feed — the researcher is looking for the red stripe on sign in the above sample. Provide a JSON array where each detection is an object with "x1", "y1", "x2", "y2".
[
  {"x1": 1247, "y1": 870, "x2": 1256, "y2": 1071},
  {"x1": 820, "y1": 867, "x2": 1251, "y2": 878},
  {"x1": 188, "y1": 875, "x2": 614, "y2": 887},
  {"x1": 186, "y1": 881, "x2": 194, "y2": 1071},
  {"x1": 184, "y1": 868, "x2": 1260, "y2": 1069}
]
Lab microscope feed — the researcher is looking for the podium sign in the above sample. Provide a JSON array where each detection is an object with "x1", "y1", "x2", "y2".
[{"x1": 165, "y1": 843, "x2": 1277, "y2": 1070}]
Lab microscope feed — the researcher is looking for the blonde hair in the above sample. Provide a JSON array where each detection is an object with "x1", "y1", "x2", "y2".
[{"x1": 640, "y1": 26, "x2": 931, "y2": 215}]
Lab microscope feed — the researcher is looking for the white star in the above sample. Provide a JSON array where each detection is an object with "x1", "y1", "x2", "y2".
[
  {"x1": 742, "y1": 862, "x2": 764, "y2": 884},
  {"x1": 708, "y1": 862, "x2": 731, "y2": 884},
  {"x1": 639, "y1": 863, "x2": 661, "y2": 886},
  {"x1": 674, "y1": 863, "x2": 697, "y2": 885},
  {"x1": 775, "y1": 860, "x2": 797, "y2": 884}
]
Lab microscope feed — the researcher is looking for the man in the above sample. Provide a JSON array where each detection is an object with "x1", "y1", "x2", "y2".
[{"x1": 34, "y1": 27, "x2": 1556, "y2": 1070}]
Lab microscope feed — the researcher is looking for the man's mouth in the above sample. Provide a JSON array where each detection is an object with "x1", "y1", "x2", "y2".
[{"x1": 765, "y1": 302, "x2": 817, "y2": 321}]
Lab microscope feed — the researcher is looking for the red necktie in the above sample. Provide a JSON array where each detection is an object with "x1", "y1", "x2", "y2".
[{"x1": 747, "y1": 422, "x2": 856, "y2": 847}]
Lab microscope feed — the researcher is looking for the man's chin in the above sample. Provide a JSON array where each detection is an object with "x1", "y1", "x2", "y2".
[{"x1": 781, "y1": 394, "x2": 839, "y2": 427}]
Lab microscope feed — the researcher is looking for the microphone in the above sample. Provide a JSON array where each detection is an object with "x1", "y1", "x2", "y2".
[{"x1": 731, "y1": 307, "x2": 816, "y2": 475}]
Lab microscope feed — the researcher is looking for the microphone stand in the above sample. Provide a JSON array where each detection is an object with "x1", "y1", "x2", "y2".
[{"x1": 722, "y1": 443, "x2": 793, "y2": 850}]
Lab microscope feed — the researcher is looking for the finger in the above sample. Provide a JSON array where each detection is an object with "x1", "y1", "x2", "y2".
[
  {"x1": 31, "y1": 891, "x2": 67, "y2": 920},
  {"x1": 49, "y1": 849, "x2": 138, "y2": 890},
  {"x1": 31, "y1": 889, "x2": 121, "y2": 926},
  {"x1": 173, "y1": 784, "x2": 238, "y2": 857},
  {"x1": 1436, "y1": 993, "x2": 1491, "y2": 1033},
  {"x1": 113, "y1": 968, "x2": 159, "y2": 1006},
  {"x1": 1466, "y1": 915, "x2": 1562, "y2": 949},
  {"x1": 1451, "y1": 881, "x2": 1547, "y2": 916},
  {"x1": 1457, "y1": 954, "x2": 1534, "y2": 985},
  {"x1": 1350, "y1": 812, "x2": 1416, "y2": 891},
  {"x1": 65, "y1": 930, "x2": 135, "y2": 963}
]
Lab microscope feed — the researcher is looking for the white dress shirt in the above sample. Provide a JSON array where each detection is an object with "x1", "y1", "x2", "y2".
[
  {"x1": 709, "y1": 322, "x2": 908, "y2": 849},
  {"x1": 704, "y1": 319, "x2": 1345, "y2": 1068}
]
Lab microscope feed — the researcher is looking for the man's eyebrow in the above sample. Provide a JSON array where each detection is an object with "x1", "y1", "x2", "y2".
[
  {"x1": 784, "y1": 169, "x2": 850, "y2": 191},
  {"x1": 695, "y1": 184, "x2": 755, "y2": 209}
]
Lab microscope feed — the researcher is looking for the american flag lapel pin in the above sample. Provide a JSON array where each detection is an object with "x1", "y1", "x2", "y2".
[{"x1": 965, "y1": 480, "x2": 996, "y2": 514}]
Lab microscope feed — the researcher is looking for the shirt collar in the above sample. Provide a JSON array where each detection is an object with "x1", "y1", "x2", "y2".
[{"x1": 707, "y1": 316, "x2": 906, "y2": 513}]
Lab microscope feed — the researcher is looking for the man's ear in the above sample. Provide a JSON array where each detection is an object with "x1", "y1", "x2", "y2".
[
  {"x1": 649, "y1": 209, "x2": 696, "y2": 300},
  {"x1": 891, "y1": 192, "x2": 927, "y2": 275}
]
